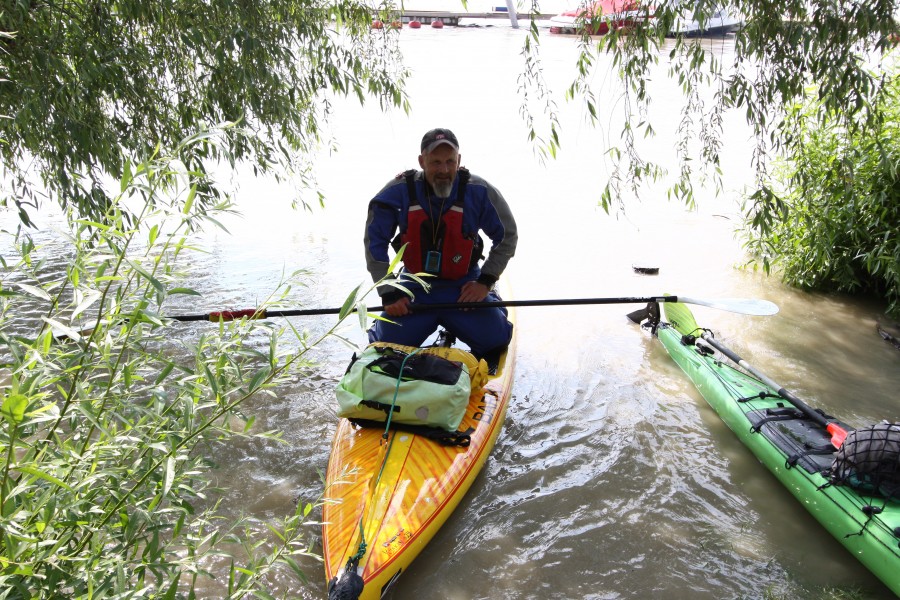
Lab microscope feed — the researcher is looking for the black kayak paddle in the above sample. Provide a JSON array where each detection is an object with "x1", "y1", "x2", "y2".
[{"x1": 171, "y1": 295, "x2": 779, "y2": 322}]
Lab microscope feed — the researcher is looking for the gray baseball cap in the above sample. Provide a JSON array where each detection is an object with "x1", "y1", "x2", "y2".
[{"x1": 420, "y1": 128, "x2": 459, "y2": 153}]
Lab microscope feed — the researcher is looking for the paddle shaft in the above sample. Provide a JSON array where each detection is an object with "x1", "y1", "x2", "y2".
[
  {"x1": 176, "y1": 295, "x2": 775, "y2": 322},
  {"x1": 698, "y1": 332, "x2": 850, "y2": 447}
]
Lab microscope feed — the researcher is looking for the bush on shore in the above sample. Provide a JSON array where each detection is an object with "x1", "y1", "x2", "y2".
[
  {"x1": 743, "y1": 74, "x2": 900, "y2": 316},
  {"x1": 0, "y1": 132, "x2": 380, "y2": 597}
]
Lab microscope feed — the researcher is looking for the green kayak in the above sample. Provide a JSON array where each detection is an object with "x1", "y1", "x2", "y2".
[{"x1": 642, "y1": 301, "x2": 900, "y2": 595}]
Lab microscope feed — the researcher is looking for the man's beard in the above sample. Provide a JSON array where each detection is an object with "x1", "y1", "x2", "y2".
[{"x1": 433, "y1": 179, "x2": 452, "y2": 198}]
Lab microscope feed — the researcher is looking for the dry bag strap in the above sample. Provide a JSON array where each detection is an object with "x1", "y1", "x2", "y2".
[
  {"x1": 359, "y1": 400, "x2": 400, "y2": 414},
  {"x1": 350, "y1": 418, "x2": 473, "y2": 447}
]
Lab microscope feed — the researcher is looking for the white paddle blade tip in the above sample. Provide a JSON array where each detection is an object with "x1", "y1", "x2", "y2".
[{"x1": 678, "y1": 296, "x2": 779, "y2": 316}]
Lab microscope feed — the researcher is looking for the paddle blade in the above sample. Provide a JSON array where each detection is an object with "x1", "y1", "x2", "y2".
[
  {"x1": 678, "y1": 296, "x2": 779, "y2": 316},
  {"x1": 626, "y1": 306, "x2": 651, "y2": 323},
  {"x1": 663, "y1": 302, "x2": 701, "y2": 337},
  {"x1": 627, "y1": 302, "x2": 661, "y2": 324}
]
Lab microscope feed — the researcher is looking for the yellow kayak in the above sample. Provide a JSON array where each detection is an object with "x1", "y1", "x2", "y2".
[{"x1": 322, "y1": 322, "x2": 517, "y2": 599}]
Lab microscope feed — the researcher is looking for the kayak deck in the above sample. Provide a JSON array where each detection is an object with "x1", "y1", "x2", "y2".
[
  {"x1": 652, "y1": 305, "x2": 900, "y2": 595},
  {"x1": 322, "y1": 331, "x2": 516, "y2": 599}
]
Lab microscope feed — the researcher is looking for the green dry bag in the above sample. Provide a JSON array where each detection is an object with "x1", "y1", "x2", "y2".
[{"x1": 335, "y1": 345, "x2": 471, "y2": 431}]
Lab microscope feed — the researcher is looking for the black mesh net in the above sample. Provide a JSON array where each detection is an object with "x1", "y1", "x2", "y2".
[{"x1": 831, "y1": 423, "x2": 900, "y2": 501}]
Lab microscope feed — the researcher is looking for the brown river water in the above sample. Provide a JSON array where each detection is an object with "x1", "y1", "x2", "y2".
[{"x1": 4, "y1": 21, "x2": 900, "y2": 600}]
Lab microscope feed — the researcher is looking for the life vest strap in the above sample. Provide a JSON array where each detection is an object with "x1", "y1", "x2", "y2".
[{"x1": 392, "y1": 168, "x2": 480, "y2": 279}]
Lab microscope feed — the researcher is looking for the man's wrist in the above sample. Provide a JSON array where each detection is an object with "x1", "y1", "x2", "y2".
[
  {"x1": 476, "y1": 273, "x2": 498, "y2": 288},
  {"x1": 380, "y1": 290, "x2": 406, "y2": 305}
]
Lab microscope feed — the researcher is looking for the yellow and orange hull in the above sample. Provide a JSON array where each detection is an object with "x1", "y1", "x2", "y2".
[{"x1": 322, "y1": 326, "x2": 516, "y2": 599}]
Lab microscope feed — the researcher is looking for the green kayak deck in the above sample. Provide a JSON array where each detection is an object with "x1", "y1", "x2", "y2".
[{"x1": 651, "y1": 302, "x2": 900, "y2": 595}]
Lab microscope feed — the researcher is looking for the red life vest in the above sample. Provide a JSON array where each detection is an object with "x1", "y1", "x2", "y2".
[{"x1": 397, "y1": 169, "x2": 480, "y2": 280}]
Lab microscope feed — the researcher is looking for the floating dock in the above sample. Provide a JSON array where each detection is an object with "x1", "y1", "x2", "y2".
[{"x1": 391, "y1": 9, "x2": 554, "y2": 26}]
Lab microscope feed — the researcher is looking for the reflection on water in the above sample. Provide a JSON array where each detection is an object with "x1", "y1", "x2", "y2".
[{"x1": 3, "y1": 24, "x2": 899, "y2": 600}]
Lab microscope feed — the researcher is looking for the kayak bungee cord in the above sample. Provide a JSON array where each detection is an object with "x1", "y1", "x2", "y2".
[
  {"x1": 328, "y1": 348, "x2": 421, "y2": 600},
  {"x1": 691, "y1": 329, "x2": 900, "y2": 530},
  {"x1": 688, "y1": 328, "x2": 852, "y2": 448}
]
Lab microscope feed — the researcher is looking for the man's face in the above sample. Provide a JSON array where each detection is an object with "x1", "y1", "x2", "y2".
[{"x1": 418, "y1": 144, "x2": 461, "y2": 198}]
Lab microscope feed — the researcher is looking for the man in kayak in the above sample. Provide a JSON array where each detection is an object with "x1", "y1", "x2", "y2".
[{"x1": 364, "y1": 127, "x2": 517, "y2": 360}]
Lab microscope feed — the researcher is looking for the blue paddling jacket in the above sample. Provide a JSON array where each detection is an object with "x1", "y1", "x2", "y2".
[{"x1": 364, "y1": 169, "x2": 518, "y2": 303}]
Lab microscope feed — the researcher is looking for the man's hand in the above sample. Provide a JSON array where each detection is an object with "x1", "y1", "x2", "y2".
[
  {"x1": 457, "y1": 281, "x2": 490, "y2": 304},
  {"x1": 384, "y1": 296, "x2": 412, "y2": 317}
]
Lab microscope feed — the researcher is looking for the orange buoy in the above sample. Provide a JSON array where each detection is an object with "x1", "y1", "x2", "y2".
[
  {"x1": 371, "y1": 19, "x2": 384, "y2": 29},
  {"x1": 409, "y1": 20, "x2": 422, "y2": 28},
  {"x1": 391, "y1": 20, "x2": 403, "y2": 29},
  {"x1": 431, "y1": 19, "x2": 444, "y2": 28}
]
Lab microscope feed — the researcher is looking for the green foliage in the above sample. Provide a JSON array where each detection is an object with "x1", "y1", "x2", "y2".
[
  {"x1": 545, "y1": 0, "x2": 899, "y2": 217},
  {"x1": 525, "y1": 0, "x2": 900, "y2": 309},
  {"x1": 518, "y1": 19, "x2": 562, "y2": 165},
  {"x1": 0, "y1": 0, "x2": 409, "y2": 226},
  {"x1": 0, "y1": 133, "x2": 380, "y2": 597},
  {"x1": 742, "y1": 74, "x2": 900, "y2": 316}
]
